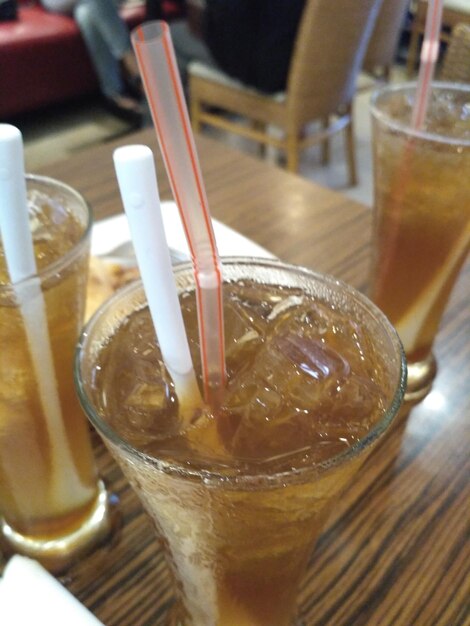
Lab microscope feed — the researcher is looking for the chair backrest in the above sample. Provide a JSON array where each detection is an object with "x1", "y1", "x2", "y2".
[
  {"x1": 363, "y1": 0, "x2": 410, "y2": 76},
  {"x1": 440, "y1": 22, "x2": 470, "y2": 82},
  {"x1": 286, "y1": 0, "x2": 383, "y2": 127}
]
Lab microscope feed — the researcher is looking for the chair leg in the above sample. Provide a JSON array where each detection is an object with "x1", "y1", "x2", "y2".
[
  {"x1": 344, "y1": 118, "x2": 357, "y2": 188},
  {"x1": 251, "y1": 120, "x2": 266, "y2": 157},
  {"x1": 321, "y1": 117, "x2": 330, "y2": 165},
  {"x1": 190, "y1": 94, "x2": 202, "y2": 133},
  {"x1": 286, "y1": 134, "x2": 300, "y2": 173}
]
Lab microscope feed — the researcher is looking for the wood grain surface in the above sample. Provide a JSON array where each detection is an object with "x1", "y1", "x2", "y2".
[{"x1": 20, "y1": 130, "x2": 470, "y2": 625}]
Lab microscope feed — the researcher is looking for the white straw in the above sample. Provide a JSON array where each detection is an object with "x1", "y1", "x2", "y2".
[
  {"x1": 113, "y1": 145, "x2": 202, "y2": 418},
  {"x1": 0, "y1": 124, "x2": 92, "y2": 507}
]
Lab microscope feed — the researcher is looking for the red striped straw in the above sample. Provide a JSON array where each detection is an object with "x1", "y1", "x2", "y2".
[
  {"x1": 411, "y1": 0, "x2": 444, "y2": 130},
  {"x1": 131, "y1": 21, "x2": 225, "y2": 406}
]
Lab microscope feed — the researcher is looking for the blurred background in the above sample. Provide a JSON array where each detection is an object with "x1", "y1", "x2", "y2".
[{"x1": 2, "y1": 0, "x2": 469, "y2": 208}]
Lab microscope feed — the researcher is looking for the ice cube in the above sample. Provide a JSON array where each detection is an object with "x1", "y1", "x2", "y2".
[
  {"x1": 111, "y1": 372, "x2": 180, "y2": 448},
  {"x1": 275, "y1": 333, "x2": 350, "y2": 381},
  {"x1": 272, "y1": 297, "x2": 338, "y2": 339},
  {"x1": 267, "y1": 294, "x2": 304, "y2": 321},
  {"x1": 228, "y1": 407, "x2": 318, "y2": 461},
  {"x1": 223, "y1": 291, "x2": 265, "y2": 380},
  {"x1": 313, "y1": 372, "x2": 384, "y2": 445},
  {"x1": 227, "y1": 283, "x2": 276, "y2": 330},
  {"x1": 219, "y1": 303, "x2": 387, "y2": 463},
  {"x1": 220, "y1": 328, "x2": 347, "y2": 458},
  {"x1": 95, "y1": 311, "x2": 180, "y2": 447},
  {"x1": 426, "y1": 91, "x2": 470, "y2": 138}
]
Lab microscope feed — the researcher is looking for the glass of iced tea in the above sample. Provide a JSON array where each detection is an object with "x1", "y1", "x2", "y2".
[
  {"x1": 370, "y1": 82, "x2": 470, "y2": 402},
  {"x1": 76, "y1": 258, "x2": 405, "y2": 626},
  {"x1": 0, "y1": 175, "x2": 115, "y2": 572}
]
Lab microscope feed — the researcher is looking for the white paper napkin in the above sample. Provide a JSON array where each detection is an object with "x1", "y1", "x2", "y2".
[
  {"x1": 0, "y1": 555, "x2": 104, "y2": 626},
  {"x1": 91, "y1": 201, "x2": 275, "y2": 264}
]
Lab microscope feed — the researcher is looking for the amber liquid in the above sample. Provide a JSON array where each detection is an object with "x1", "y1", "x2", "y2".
[
  {"x1": 92, "y1": 280, "x2": 393, "y2": 626},
  {"x1": 0, "y1": 191, "x2": 98, "y2": 539},
  {"x1": 371, "y1": 101, "x2": 470, "y2": 365}
]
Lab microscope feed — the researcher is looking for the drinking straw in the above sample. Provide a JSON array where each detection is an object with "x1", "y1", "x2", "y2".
[
  {"x1": 131, "y1": 21, "x2": 225, "y2": 406},
  {"x1": 411, "y1": 0, "x2": 444, "y2": 130},
  {"x1": 113, "y1": 144, "x2": 202, "y2": 419},
  {"x1": 0, "y1": 124, "x2": 91, "y2": 506}
]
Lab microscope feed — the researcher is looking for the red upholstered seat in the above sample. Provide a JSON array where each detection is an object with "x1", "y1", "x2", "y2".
[
  {"x1": 0, "y1": 7, "x2": 78, "y2": 48},
  {"x1": 0, "y1": 1, "x2": 145, "y2": 118}
]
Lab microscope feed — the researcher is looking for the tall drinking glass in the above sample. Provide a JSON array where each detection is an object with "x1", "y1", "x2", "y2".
[
  {"x1": 370, "y1": 82, "x2": 470, "y2": 402},
  {"x1": 75, "y1": 258, "x2": 406, "y2": 626},
  {"x1": 0, "y1": 175, "x2": 115, "y2": 572}
]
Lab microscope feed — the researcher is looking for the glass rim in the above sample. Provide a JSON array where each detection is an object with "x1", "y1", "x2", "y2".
[
  {"x1": 370, "y1": 80, "x2": 470, "y2": 146},
  {"x1": 0, "y1": 174, "x2": 92, "y2": 293},
  {"x1": 75, "y1": 257, "x2": 407, "y2": 487}
]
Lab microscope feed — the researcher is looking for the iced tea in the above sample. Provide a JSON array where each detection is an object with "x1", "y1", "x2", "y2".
[
  {"x1": 370, "y1": 83, "x2": 470, "y2": 399},
  {"x1": 0, "y1": 176, "x2": 108, "y2": 569},
  {"x1": 77, "y1": 259, "x2": 405, "y2": 626}
]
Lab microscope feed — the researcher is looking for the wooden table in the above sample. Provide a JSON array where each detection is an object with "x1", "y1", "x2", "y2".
[{"x1": 35, "y1": 131, "x2": 469, "y2": 625}]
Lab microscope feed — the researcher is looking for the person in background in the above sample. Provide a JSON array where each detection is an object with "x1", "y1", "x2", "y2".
[
  {"x1": 145, "y1": 0, "x2": 186, "y2": 20},
  {"x1": 169, "y1": 0, "x2": 306, "y2": 94},
  {"x1": 41, "y1": 0, "x2": 143, "y2": 123}
]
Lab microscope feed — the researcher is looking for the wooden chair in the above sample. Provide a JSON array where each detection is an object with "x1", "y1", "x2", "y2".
[
  {"x1": 440, "y1": 22, "x2": 470, "y2": 82},
  {"x1": 189, "y1": 0, "x2": 383, "y2": 186},
  {"x1": 407, "y1": 0, "x2": 470, "y2": 76},
  {"x1": 363, "y1": 0, "x2": 410, "y2": 82}
]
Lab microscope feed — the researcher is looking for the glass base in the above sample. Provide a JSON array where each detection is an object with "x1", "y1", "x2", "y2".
[
  {"x1": 0, "y1": 480, "x2": 119, "y2": 573},
  {"x1": 405, "y1": 352, "x2": 437, "y2": 404}
]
